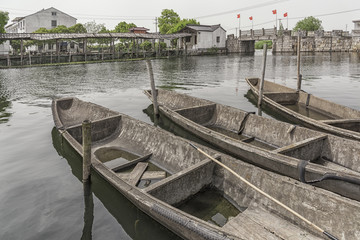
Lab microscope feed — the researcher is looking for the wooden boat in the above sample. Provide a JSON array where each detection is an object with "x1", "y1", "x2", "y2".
[
  {"x1": 144, "y1": 89, "x2": 360, "y2": 201},
  {"x1": 245, "y1": 77, "x2": 360, "y2": 141},
  {"x1": 52, "y1": 97, "x2": 360, "y2": 240}
]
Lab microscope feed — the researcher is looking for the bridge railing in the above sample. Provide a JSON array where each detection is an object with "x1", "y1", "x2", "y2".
[{"x1": 239, "y1": 27, "x2": 277, "y2": 39}]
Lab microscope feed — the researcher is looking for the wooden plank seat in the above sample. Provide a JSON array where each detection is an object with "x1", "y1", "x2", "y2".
[
  {"x1": 104, "y1": 153, "x2": 152, "y2": 172},
  {"x1": 128, "y1": 162, "x2": 148, "y2": 186},
  {"x1": 117, "y1": 171, "x2": 166, "y2": 182},
  {"x1": 272, "y1": 135, "x2": 328, "y2": 161}
]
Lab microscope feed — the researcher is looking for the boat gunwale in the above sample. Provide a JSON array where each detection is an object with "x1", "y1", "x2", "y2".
[{"x1": 245, "y1": 77, "x2": 360, "y2": 141}]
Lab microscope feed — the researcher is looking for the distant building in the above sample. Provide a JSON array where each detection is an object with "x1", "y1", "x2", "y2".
[
  {"x1": 129, "y1": 27, "x2": 149, "y2": 34},
  {"x1": 177, "y1": 24, "x2": 226, "y2": 51},
  {"x1": 353, "y1": 20, "x2": 360, "y2": 36},
  {"x1": 6, "y1": 7, "x2": 76, "y2": 33},
  {"x1": 4, "y1": 7, "x2": 77, "y2": 54}
]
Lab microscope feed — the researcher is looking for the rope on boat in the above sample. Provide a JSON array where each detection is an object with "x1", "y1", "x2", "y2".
[
  {"x1": 189, "y1": 142, "x2": 338, "y2": 240},
  {"x1": 238, "y1": 112, "x2": 255, "y2": 135},
  {"x1": 298, "y1": 160, "x2": 360, "y2": 185}
]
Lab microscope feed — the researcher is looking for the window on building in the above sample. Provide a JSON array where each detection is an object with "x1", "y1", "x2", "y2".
[
  {"x1": 51, "y1": 20, "x2": 57, "y2": 27},
  {"x1": 185, "y1": 36, "x2": 191, "y2": 42},
  {"x1": 216, "y1": 36, "x2": 220, "y2": 43},
  {"x1": 52, "y1": 12, "x2": 57, "y2": 16}
]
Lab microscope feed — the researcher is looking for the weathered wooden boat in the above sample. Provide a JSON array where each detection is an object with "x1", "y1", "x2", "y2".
[
  {"x1": 144, "y1": 89, "x2": 360, "y2": 201},
  {"x1": 52, "y1": 97, "x2": 360, "y2": 240},
  {"x1": 245, "y1": 77, "x2": 360, "y2": 141}
]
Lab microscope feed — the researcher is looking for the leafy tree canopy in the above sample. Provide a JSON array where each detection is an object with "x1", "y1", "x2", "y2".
[
  {"x1": 158, "y1": 9, "x2": 199, "y2": 34},
  {"x1": 293, "y1": 16, "x2": 323, "y2": 31},
  {"x1": 114, "y1": 21, "x2": 137, "y2": 33},
  {"x1": 0, "y1": 11, "x2": 9, "y2": 33},
  {"x1": 168, "y1": 18, "x2": 199, "y2": 34},
  {"x1": 0, "y1": 11, "x2": 9, "y2": 44},
  {"x1": 158, "y1": 9, "x2": 180, "y2": 34}
]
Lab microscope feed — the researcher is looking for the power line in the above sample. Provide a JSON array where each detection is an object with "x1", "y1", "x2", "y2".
[{"x1": 195, "y1": 0, "x2": 289, "y2": 19}]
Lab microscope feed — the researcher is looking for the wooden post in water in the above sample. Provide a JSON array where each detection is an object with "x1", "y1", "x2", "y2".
[
  {"x1": 297, "y1": 34, "x2": 302, "y2": 92},
  {"x1": 146, "y1": 60, "x2": 159, "y2": 116},
  {"x1": 84, "y1": 38, "x2": 87, "y2": 62},
  {"x1": 20, "y1": 39, "x2": 23, "y2": 65},
  {"x1": 28, "y1": 51, "x2": 31, "y2": 65},
  {"x1": 7, "y1": 54, "x2": 11, "y2": 67},
  {"x1": 82, "y1": 120, "x2": 92, "y2": 182},
  {"x1": 257, "y1": 43, "x2": 268, "y2": 109}
]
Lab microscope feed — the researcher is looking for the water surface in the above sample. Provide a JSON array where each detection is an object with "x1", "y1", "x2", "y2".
[{"x1": 1, "y1": 52, "x2": 359, "y2": 239}]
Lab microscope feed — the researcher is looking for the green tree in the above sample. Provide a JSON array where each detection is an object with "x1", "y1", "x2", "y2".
[
  {"x1": 0, "y1": 11, "x2": 9, "y2": 44},
  {"x1": 114, "y1": 21, "x2": 137, "y2": 33},
  {"x1": 68, "y1": 23, "x2": 87, "y2": 33},
  {"x1": 114, "y1": 21, "x2": 137, "y2": 50},
  {"x1": 293, "y1": 16, "x2": 323, "y2": 31},
  {"x1": 168, "y1": 18, "x2": 199, "y2": 34},
  {"x1": 158, "y1": 9, "x2": 180, "y2": 34}
]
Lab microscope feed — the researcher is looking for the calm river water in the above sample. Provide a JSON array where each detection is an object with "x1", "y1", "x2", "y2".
[{"x1": 1, "y1": 52, "x2": 359, "y2": 240}]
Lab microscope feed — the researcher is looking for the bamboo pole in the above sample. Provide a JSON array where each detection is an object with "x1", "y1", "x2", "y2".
[
  {"x1": 257, "y1": 43, "x2": 268, "y2": 109},
  {"x1": 82, "y1": 120, "x2": 92, "y2": 182},
  {"x1": 297, "y1": 34, "x2": 302, "y2": 92},
  {"x1": 189, "y1": 143, "x2": 338, "y2": 240},
  {"x1": 146, "y1": 60, "x2": 159, "y2": 116}
]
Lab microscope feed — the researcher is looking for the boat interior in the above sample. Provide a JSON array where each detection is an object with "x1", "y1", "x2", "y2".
[
  {"x1": 151, "y1": 90, "x2": 360, "y2": 174},
  {"x1": 246, "y1": 77, "x2": 360, "y2": 132}
]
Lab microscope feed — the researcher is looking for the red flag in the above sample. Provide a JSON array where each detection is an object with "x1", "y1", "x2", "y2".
[
  {"x1": 249, "y1": 16, "x2": 253, "y2": 20},
  {"x1": 284, "y1": 12, "x2": 288, "y2": 17},
  {"x1": 272, "y1": 9, "x2": 277, "y2": 14},
  {"x1": 237, "y1": 14, "x2": 240, "y2": 18}
]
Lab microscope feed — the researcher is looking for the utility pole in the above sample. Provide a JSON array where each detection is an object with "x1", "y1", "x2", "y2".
[{"x1": 154, "y1": 17, "x2": 158, "y2": 33}]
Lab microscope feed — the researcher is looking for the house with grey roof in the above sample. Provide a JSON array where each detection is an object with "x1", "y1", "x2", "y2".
[
  {"x1": 6, "y1": 7, "x2": 76, "y2": 33},
  {"x1": 177, "y1": 24, "x2": 226, "y2": 52}
]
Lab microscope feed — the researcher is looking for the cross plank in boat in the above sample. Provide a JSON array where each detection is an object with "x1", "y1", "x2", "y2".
[
  {"x1": 111, "y1": 153, "x2": 152, "y2": 172},
  {"x1": 117, "y1": 171, "x2": 166, "y2": 182},
  {"x1": 273, "y1": 135, "x2": 327, "y2": 158},
  {"x1": 128, "y1": 162, "x2": 148, "y2": 186}
]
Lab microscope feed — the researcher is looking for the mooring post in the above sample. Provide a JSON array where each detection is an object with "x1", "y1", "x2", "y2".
[
  {"x1": 84, "y1": 38, "x2": 87, "y2": 62},
  {"x1": 82, "y1": 120, "x2": 92, "y2": 182},
  {"x1": 297, "y1": 34, "x2": 302, "y2": 92},
  {"x1": 146, "y1": 60, "x2": 159, "y2": 116},
  {"x1": 20, "y1": 39, "x2": 23, "y2": 66},
  {"x1": 257, "y1": 43, "x2": 268, "y2": 110},
  {"x1": 7, "y1": 54, "x2": 11, "y2": 67}
]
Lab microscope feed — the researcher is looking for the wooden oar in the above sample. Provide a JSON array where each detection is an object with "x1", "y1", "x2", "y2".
[{"x1": 189, "y1": 142, "x2": 338, "y2": 240}]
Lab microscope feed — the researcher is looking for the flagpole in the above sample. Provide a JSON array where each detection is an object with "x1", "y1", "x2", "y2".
[
  {"x1": 287, "y1": 15, "x2": 288, "y2": 30},
  {"x1": 276, "y1": 12, "x2": 278, "y2": 29}
]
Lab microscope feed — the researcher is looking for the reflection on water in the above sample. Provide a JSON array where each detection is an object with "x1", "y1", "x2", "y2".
[{"x1": 0, "y1": 96, "x2": 12, "y2": 124}]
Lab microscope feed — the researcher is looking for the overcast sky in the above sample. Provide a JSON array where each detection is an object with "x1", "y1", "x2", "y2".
[{"x1": 2, "y1": 0, "x2": 360, "y2": 35}]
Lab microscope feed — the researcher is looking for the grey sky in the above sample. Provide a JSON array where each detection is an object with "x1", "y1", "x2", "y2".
[{"x1": 1, "y1": 0, "x2": 359, "y2": 35}]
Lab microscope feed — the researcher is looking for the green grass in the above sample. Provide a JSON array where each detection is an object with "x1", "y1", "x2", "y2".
[{"x1": 255, "y1": 40, "x2": 273, "y2": 49}]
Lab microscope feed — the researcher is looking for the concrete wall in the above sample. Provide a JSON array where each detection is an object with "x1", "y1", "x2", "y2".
[
  {"x1": 273, "y1": 30, "x2": 358, "y2": 53},
  {"x1": 226, "y1": 34, "x2": 255, "y2": 53}
]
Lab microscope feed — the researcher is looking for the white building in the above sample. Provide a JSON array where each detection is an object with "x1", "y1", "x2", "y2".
[
  {"x1": 177, "y1": 24, "x2": 226, "y2": 51},
  {"x1": 6, "y1": 7, "x2": 76, "y2": 33}
]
